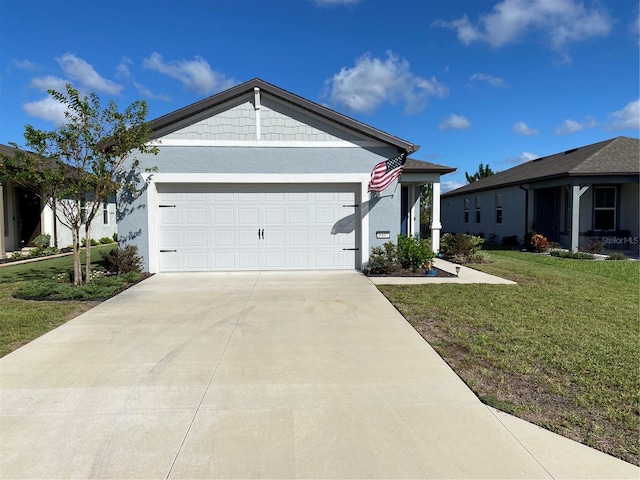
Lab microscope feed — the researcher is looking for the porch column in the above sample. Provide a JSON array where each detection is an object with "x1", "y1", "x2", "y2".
[
  {"x1": 409, "y1": 186, "x2": 420, "y2": 236},
  {"x1": 431, "y1": 180, "x2": 442, "y2": 253},
  {"x1": 571, "y1": 185, "x2": 589, "y2": 252},
  {"x1": 0, "y1": 182, "x2": 5, "y2": 259}
]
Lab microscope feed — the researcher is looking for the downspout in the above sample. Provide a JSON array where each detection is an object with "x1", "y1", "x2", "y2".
[{"x1": 519, "y1": 184, "x2": 529, "y2": 242}]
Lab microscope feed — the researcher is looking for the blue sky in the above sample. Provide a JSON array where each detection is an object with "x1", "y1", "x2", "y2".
[{"x1": 1, "y1": 0, "x2": 638, "y2": 191}]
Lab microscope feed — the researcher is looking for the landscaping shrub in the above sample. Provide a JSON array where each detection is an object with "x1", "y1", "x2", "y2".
[
  {"x1": 607, "y1": 252, "x2": 629, "y2": 261},
  {"x1": 397, "y1": 234, "x2": 433, "y2": 270},
  {"x1": 99, "y1": 237, "x2": 114, "y2": 244},
  {"x1": 529, "y1": 233, "x2": 549, "y2": 253},
  {"x1": 581, "y1": 238, "x2": 605, "y2": 254},
  {"x1": 112, "y1": 232, "x2": 118, "y2": 242},
  {"x1": 366, "y1": 242, "x2": 398, "y2": 274},
  {"x1": 549, "y1": 250, "x2": 594, "y2": 260},
  {"x1": 33, "y1": 234, "x2": 51, "y2": 248},
  {"x1": 501, "y1": 235, "x2": 519, "y2": 247},
  {"x1": 102, "y1": 245, "x2": 143, "y2": 274},
  {"x1": 440, "y1": 233, "x2": 486, "y2": 264}
]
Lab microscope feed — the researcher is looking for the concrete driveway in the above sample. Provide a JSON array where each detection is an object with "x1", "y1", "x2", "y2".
[{"x1": 1, "y1": 272, "x2": 637, "y2": 479}]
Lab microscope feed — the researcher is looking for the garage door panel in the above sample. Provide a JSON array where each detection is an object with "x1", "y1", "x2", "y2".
[
  {"x1": 157, "y1": 184, "x2": 358, "y2": 271},
  {"x1": 215, "y1": 231, "x2": 234, "y2": 246},
  {"x1": 161, "y1": 230, "x2": 183, "y2": 247},
  {"x1": 186, "y1": 231, "x2": 207, "y2": 247},
  {"x1": 186, "y1": 208, "x2": 207, "y2": 224},
  {"x1": 214, "y1": 208, "x2": 234, "y2": 225},
  {"x1": 214, "y1": 252, "x2": 235, "y2": 269}
]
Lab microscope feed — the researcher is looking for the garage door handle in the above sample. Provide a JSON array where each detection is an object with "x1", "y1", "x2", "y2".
[
  {"x1": 159, "y1": 205, "x2": 176, "y2": 208},
  {"x1": 343, "y1": 248, "x2": 359, "y2": 251},
  {"x1": 343, "y1": 204, "x2": 359, "y2": 208},
  {"x1": 258, "y1": 229, "x2": 264, "y2": 240},
  {"x1": 160, "y1": 249, "x2": 177, "y2": 253}
]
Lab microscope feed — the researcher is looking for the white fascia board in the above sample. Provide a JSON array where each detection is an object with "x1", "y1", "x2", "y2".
[{"x1": 154, "y1": 139, "x2": 381, "y2": 148}]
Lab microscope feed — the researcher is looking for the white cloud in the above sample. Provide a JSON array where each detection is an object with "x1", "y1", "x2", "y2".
[
  {"x1": 142, "y1": 52, "x2": 235, "y2": 95},
  {"x1": 434, "y1": 0, "x2": 611, "y2": 50},
  {"x1": 23, "y1": 97, "x2": 68, "y2": 127},
  {"x1": 116, "y1": 57, "x2": 133, "y2": 80},
  {"x1": 470, "y1": 73, "x2": 507, "y2": 88},
  {"x1": 13, "y1": 59, "x2": 38, "y2": 70},
  {"x1": 133, "y1": 81, "x2": 172, "y2": 102},
  {"x1": 314, "y1": 0, "x2": 359, "y2": 5},
  {"x1": 513, "y1": 121, "x2": 538, "y2": 135},
  {"x1": 324, "y1": 51, "x2": 448, "y2": 114},
  {"x1": 506, "y1": 151, "x2": 539, "y2": 164},
  {"x1": 607, "y1": 99, "x2": 639, "y2": 131},
  {"x1": 439, "y1": 114, "x2": 471, "y2": 130},
  {"x1": 553, "y1": 116, "x2": 597, "y2": 134},
  {"x1": 30, "y1": 75, "x2": 69, "y2": 93},
  {"x1": 441, "y1": 179, "x2": 466, "y2": 193},
  {"x1": 56, "y1": 53, "x2": 123, "y2": 95}
]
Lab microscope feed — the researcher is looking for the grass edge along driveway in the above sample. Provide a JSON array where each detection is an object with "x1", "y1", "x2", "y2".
[
  {"x1": 0, "y1": 245, "x2": 137, "y2": 357},
  {"x1": 378, "y1": 250, "x2": 639, "y2": 467}
]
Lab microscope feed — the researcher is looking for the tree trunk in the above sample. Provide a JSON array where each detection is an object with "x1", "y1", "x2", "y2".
[
  {"x1": 84, "y1": 228, "x2": 92, "y2": 285},
  {"x1": 72, "y1": 228, "x2": 81, "y2": 286}
]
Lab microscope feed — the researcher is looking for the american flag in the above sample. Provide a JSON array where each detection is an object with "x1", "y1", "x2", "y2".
[{"x1": 367, "y1": 152, "x2": 407, "y2": 192}]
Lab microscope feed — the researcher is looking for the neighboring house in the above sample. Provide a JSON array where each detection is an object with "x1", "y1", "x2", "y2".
[
  {"x1": 441, "y1": 136, "x2": 640, "y2": 252},
  {"x1": 0, "y1": 144, "x2": 117, "y2": 258},
  {"x1": 118, "y1": 78, "x2": 455, "y2": 273}
]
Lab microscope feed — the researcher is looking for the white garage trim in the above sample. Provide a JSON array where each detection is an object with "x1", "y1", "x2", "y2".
[{"x1": 142, "y1": 173, "x2": 370, "y2": 273}]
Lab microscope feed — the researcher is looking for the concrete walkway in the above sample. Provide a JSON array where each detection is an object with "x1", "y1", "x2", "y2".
[{"x1": 1, "y1": 272, "x2": 637, "y2": 479}]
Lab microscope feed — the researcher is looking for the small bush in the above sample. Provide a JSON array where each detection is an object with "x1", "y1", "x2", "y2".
[
  {"x1": 112, "y1": 232, "x2": 118, "y2": 242},
  {"x1": 366, "y1": 242, "x2": 398, "y2": 275},
  {"x1": 607, "y1": 252, "x2": 629, "y2": 261},
  {"x1": 440, "y1": 233, "x2": 486, "y2": 264},
  {"x1": 397, "y1": 234, "x2": 434, "y2": 270},
  {"x1": 99, "y1": 237, "x2": 114, "y2": 244},
  {"x1": 581, "y1": 239, "x2": 605, "y2": 254},
  {"x1": 102, "y1": 245, "x2": 143, "y2": 274},
  {"x1": 549, "y1": 250, "x2": 594, "y2": 260},
  {"x1": 33, "y1": 234, "x2": 51, "y2": 248},
  {"x1": 501, "y1": 235, "x2": 519, "y2": 247},
  {"x1": 529, "y1": 233, "x2": 549, "y2": 253},
  {"x1": 29, "y1": 246, "x2": 60, "y2": 258}
]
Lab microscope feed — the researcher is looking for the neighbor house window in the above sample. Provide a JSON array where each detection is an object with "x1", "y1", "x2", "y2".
[
  {"x1": 476, "y1": 196, "x2": 481, "y2": 223},
  {"x1": 594, "y1": 186, "x2": 616, "y2": 231},
  {"x1": 464, "y1": 198, "x2": 469, "y2": 223},
  {"x1": 80, "y1": 197, "x2": 87, "y2": 225},
  {"x1": 496, "y1": 194, "x2": 503, "y2": 224},
  {"x1": 103, "y1": 203, "x2": 109, "y2": 225}
]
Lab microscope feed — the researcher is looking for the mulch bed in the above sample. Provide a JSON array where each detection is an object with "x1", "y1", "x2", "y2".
[{"x1": 366, "y1": 267, "x2": 455, "y2": 278}]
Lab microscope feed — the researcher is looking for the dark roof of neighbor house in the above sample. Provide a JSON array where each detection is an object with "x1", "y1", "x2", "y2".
[
  {"x1": 403, "y1": 158, "x2": 457, "y2": 175},
  {"x1": 442, "y1": 136, "x2": 640, "y2": 197},
  {"x1": 148, "y1": 78, "x2": 420, "y2": 154}
]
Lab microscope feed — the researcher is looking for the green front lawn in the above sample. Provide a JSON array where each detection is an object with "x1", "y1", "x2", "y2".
[
  {"x1": 0, "y1": 246, "x2": 143, "y2": 357},
  {"x1": 379, "y1": 250, "x2": 639, "y2": 466}
]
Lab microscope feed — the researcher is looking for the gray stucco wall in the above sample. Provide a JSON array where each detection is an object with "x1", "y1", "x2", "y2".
[
  {"x1": 441, "y1": 185, "x2": 526, "y2": 243},
  {"x1": 118, "y1": 145, "x2": 401, "y2": 271}
]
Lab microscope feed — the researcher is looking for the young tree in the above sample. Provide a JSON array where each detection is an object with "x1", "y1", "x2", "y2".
[
  {"x1": 0, "y1": 84, "x2": 158, "y2": 285},
  {"x1": 465, "y1": 163, "x2": 495, "y2": 183}
]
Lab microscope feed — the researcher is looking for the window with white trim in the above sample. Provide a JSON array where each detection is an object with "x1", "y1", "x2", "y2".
[
  {"x1": 476, "y1": 196, "x2": 481, "y2": 223},
  {"x1": 495, "y1": 194, "x2": 503, "y2": 224},
  {"x1": 594, "y1": 187, "x2": 616, "y2": 230},
  {"x1": 103, "y1": 203, "x2": 109, "y2": 225}
]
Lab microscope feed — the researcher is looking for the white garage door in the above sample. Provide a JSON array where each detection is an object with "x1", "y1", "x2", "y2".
[{"x1": 157, "y1": 184, "x2": 358, "y2": 271}]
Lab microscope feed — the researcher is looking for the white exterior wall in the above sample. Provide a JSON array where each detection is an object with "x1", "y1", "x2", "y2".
[
  {"x1": 441, "y1": 185, "x2": 527, "y2": 243},
  {"x1": 42, "y1": 201, "x2": 117, "y2": 248}
]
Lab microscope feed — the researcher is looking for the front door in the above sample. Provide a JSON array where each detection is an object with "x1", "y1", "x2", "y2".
[{"x1": 17, "y1": 187, "x2": 41, "y2": 247}]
